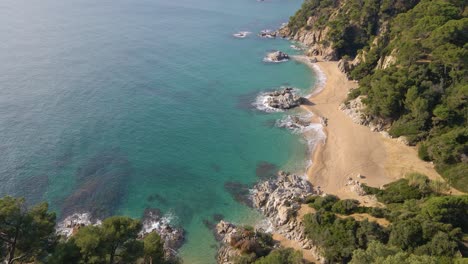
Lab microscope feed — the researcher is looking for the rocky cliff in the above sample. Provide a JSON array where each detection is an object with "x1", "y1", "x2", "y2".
[{"x1": 282, "y1": 0, "x2": 420, "y2": 67}]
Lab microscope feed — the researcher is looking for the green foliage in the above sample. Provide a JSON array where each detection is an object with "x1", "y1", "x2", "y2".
[
  {"x1": 47, "y1": 240, "x2": 82, "y2": 264},
  {"x1": 303, "y1": 210, "x2": 387, "y2": 262},
  {"x1": 348, "y1": 0, "x2": 467, "y2": 191},
  {"x1": 72, "y1": 216, "x2": 143, "y2": 264},
  {"x1": 230, "y1": 227, "x2": 275, "y2": 261},
  {"x1": 421, "y1": 195, "x2": 468, "y2": 232},
  {"x1": 307, "y1": 194, "x2": 339, "y2": 210},
  {"x1": 0, "y1": 195, "x2": 179, "y2": 264},
  {"x1": 301, "y1": 181, "x2": 467, "y2": 263},
  {"x1": 290, "y1": 0, "x2": 467, "y2": 193},
  {"x1": 143, "y1": 232, "x2": 165, "y2": 264},
  {"x1": 331, "y1": 199, "x2": 360, "y2": 214},
  {"x1": 350, "y1": 240, "x2": 401, "y2": 264},
  {"x1": 287, "y1": 0, "x2": 337, "y2": 33},
  {"x1": 0, "y1": 196, "x2": 56, "y2": 264},
  {"x1": 350, "y1": 240, "x2": 454, "y2": 264},
  {"x1": 363, "y1": 179, "x2": 424, "y2": 204},
  {"x1": 388, "y1": 219, "x2": 423, "y2": 250},
  {"x1": 363, "y1": 175, "x2": 451, "y2": 205},
  {"x1": 253, "y1": 248, "x2": 303, "y2": 264}
]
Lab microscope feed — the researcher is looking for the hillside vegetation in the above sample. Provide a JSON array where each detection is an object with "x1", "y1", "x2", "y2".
[
  {"x1": 0, "y1": 196, "x2": 178, "y2": 264},
  {"x1": 288, "y1": 0, "x2": 467, "y2": 192},
  {"x1": 302, "y1": 174, "x2": 468, "y2": 263}
]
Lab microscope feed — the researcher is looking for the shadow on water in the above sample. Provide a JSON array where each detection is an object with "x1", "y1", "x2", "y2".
[
  {"x1": 60, "y1": 149, "x2": 131, "y2": 220},
  {"x1": 147, "y1": 193, "x2": 169, "y2": 205},
  {"x1": 224, "y1": 181, "x2": 252, "y2": 207},
  {"x1": 202, "y1": 213, "x2": 225, "y2": 230},
  {"x1": 255, "y1": 161, "x2": 278, "y2": 180},
  {"x1": 210, "y1": 163, "x2": 221, "y2": 173}
]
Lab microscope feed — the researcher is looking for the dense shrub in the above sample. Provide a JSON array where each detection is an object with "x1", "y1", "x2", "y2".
[
  {"x1": 331, "y1": 199, "x2": 360, "y2": 214},
  {"x1": 307, "y1": 195, "x2": 339, "y2": 210},
  {"x1": 253, "y1": 248, "x2": 303, "y2": 264}
]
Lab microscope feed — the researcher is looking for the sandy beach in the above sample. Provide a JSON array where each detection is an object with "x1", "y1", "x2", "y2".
[{"x1": 294, "y1": 55, "x2": 452, "y2": 201}]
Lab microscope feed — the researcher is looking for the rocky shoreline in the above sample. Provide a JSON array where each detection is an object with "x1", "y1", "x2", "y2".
[
  {"x1": 57, "y1": 210, "x2": 185, "y2": 258},
  {"x1": 216, "y1": 171, "x2": 325, "y2": 263},
  {"x1": 339, "y1": 96, "x2": 410, "y2": 145}
]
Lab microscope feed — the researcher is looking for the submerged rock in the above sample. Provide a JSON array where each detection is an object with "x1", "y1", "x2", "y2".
[
  {"x1": 265, "y1": 87, "x2": 303, "y2": 109},
  {"x1": 224, "y1": 181, "x2": 252, "y2": 207}
]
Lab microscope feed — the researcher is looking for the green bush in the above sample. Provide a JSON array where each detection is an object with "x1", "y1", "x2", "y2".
[
  {"x1": 331, "y1": 199, "x2": 360, "y2": 214},
  {"x1": 374, "y1": 179, "x2": 425, "y2": 204},
  {"x1": 308, "y1": 195, "x2": 339, "y2": 210},
  {"x1": 253, "y1": 248, "x2": 303, "y2": 264}
]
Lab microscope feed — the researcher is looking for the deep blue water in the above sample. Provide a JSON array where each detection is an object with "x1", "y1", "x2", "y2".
[{"x1": 0, "y1": 0, "x2": 315, "y2": 262}]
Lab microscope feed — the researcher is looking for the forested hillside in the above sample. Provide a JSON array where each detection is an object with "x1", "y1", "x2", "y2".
[
  {"x1": 286, "y1": 0, "x2": 467, "y2": 191},
  {"x1": 302, "y1": 174, "x2": 468, "y2": 263}
]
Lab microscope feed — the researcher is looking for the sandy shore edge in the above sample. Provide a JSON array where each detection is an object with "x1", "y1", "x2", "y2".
[{"x1": 292, "y1": 55, "x2": 457, "y2": 199}]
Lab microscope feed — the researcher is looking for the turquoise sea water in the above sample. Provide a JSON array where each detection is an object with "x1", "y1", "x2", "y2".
[{"x1": 0, "y1": 0, "x2": 316, "y2": 262}]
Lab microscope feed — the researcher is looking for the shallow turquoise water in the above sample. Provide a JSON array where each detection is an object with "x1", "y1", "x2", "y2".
[{"x1": 0, "y1": 0, "x2": 315, "y2": 262}]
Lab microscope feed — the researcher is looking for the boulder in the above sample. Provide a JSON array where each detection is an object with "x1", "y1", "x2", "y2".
[
  {"x1": 265, "y1": 87, "x2": 303, "y2": 110},
  {"x1": 259, "y1": 30, "x2": 277, "y2": 38},
  {"x1": 266, "y1": 51, "x2": 289, "y2": 62}
]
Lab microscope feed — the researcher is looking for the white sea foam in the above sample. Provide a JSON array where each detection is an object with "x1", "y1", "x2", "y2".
[
  {"x1": 289, "y1": 44, "x2": 303, "y2": 51},
  {"x1": 253, "y1": 91, "x2": 283, "y2": 112},
  {"x1": 233, "y1": 31, "x2": 251, "y2": 38},
  {"x1": 262, "y1": 57, "x2": 289, "y2": 63},
  {"x1": 141, "y1": 211, "x2": 177, "y2": 235},
  {"x1": 308, "y1": 63, "x2": 327, "y2": 97},
  {"x1": 275, "y1": 113, "x2": 319, "y2": 134},
  {"x1": 56, "y1": 213, "x2": 101, "y2": 238},
  {"x1": 253, "y1": 87, "x2": 301, "y2": 112},
  {"x1": 275, "y1": 111, "x2": 326, "y2": 173},
  {"x1": 258, "y1": 29, "x2": 276, "y2": 39}
]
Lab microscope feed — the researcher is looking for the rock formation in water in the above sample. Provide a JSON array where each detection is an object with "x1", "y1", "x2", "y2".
[
  {"x1": 265, "y1": 87, "x2": 303, "y2": 109},
  {"x1": 265, "y1": 51, "x2": 289, "y2": 62},
  {"x1": 259, "y1": 30, "x2": 277, "y2": 39},
  {"x1": 140, "y1": 208, "x2": 185, "y2": 257}
]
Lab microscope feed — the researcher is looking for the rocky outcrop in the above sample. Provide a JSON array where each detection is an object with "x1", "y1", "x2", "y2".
[
  {"x1": 140, "y1": 208, "x2": 185, "y2": 257},
  {"x1": 215, "y1": 221, "x2": 243, "y2": 264},
  {"x1": 265, "y1": 51, "x2": 289, "y2": 62},
  {"x1": 215, "y1": 221, "x2": 277, "y2": 264},
  {"x1": 56, "y1": 213, "x2": 101, "y2": 238},
  {"x1": 339, "y1": 96, "x2": 388, "y2": 132},
  {"x1": 345, "y1": 177, "x2": 367, "y2": 196},
  {"x1": 376, "y1": 52, "x2": 397, "y2": 70},
  {"x1": 265, "y1": 87, "x2": 303, "y2": 109},
  {"x1": 57, "y1": 209, "x2": 185, "y2": 258},
  {"x1": 259, "y1": 29, "x2": 277, "y2": 39},
  {"x1": 251, "y1": 171, "x2": 324, "y2": 262},
  {"x1": 276, "y1": 115, "x2": 311, "y2": 131},
  {"x1": 279, "y1": 21, "x2": 336, "y2": 61},
  {"x1": 338, "y1": 58, "x2": 352, "y2": 75}
]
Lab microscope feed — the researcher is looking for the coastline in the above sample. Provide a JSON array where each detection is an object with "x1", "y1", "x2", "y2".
[{"x1": 293, "y1": 55, "x2": 455, "y2": 200}]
